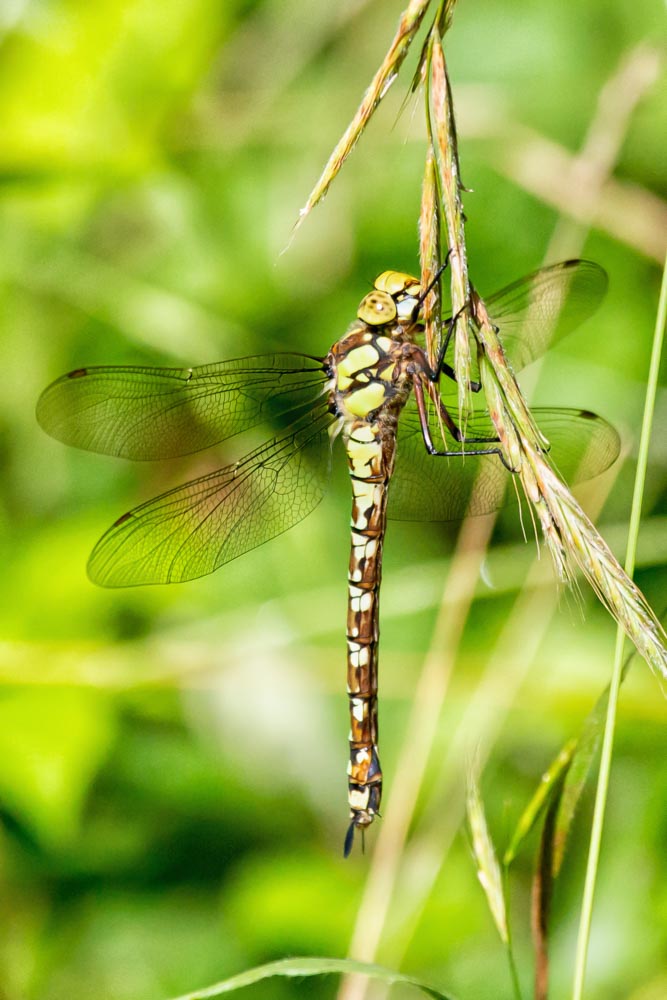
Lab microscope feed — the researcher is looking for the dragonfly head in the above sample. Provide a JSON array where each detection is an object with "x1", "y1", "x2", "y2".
[{"x1": 357, "y1": 271, "x2": 422, "y2": 328}]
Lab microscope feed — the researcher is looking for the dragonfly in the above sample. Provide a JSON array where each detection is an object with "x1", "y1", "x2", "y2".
[{"x1": 37, "y1": 258, "x2": 619, "y2": 854}]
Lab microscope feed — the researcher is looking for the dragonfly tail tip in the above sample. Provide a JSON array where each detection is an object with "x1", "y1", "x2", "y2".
[{"x1": 343, "y1": 821, "x2": 356, "y2": 858}]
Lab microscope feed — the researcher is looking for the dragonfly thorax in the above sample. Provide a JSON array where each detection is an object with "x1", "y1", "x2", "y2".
[
  {"x1": 328, "y1": 272, "x2": 426, "y2": 423},
  {"x1": 329, "y1": 328, "x2": 416, "y2": 423}
]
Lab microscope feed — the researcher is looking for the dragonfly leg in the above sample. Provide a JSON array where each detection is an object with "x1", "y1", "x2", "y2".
[
  {"x1": 412, "y1": 250, "x2": 452, "y2": 318},
  {"x1": 433, "y1": 301, "x2": 482, "y2": 392},
  {"x1": 434, "y1": 311, "x2": 458, "y2": 377},
  {"x1": 439, "y1": 360, "x2": 482, "y2": 393},
  {"x1": 413, "y1": 376, "x2": 506, "y2": 461}
]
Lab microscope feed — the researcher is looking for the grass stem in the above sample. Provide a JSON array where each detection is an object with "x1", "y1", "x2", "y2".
[{"x1": 571, "y1": 249, "x2": 667, "y2": 999}]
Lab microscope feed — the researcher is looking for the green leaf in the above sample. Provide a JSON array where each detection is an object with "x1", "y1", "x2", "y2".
[
  {"x1": 553, "y1": 649, "x2": 638, "y2": 875},
  {"x1": 166, "y1": 957, "x2": 457, "y2": 1000},
  {"x1": 503, "y1": 739, "x2": 576, "y2": 868}
]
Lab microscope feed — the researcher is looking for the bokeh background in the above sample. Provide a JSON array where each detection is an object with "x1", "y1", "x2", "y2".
[{"x1": 0, "y1": 1, "x2": 665, "y2": 998}]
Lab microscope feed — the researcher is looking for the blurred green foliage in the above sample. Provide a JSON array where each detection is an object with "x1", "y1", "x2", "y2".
[{"x1": 0, "y1": 1, "x2": 665, "y2": 998}]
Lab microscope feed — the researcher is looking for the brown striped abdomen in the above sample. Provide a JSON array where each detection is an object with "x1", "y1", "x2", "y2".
[{"x1": 343, "y1": 417, "x2": 396, "y2": 846}]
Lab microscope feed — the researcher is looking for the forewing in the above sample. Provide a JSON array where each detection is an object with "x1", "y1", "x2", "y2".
[
  {"x1": 37, "y1": 354, "x2": 327, "y2": 460},
  {"x1": 88, "y1": 407, "x2": 333, "y2": 586},
  {"x1": 389, "y1": 403, "x2": 620, "y2": 522}
]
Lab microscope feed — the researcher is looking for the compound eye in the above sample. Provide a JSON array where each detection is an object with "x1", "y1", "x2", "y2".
[{"x1": 357, "y1": 290, "x2": 397, "y2": 326}]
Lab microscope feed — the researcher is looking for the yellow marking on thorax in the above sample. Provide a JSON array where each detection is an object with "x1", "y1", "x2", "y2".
[
  {"x1": 337, "y1": 343, "x2": 381, "y2": 393},
  {"x1": 337, "y1": 344, "x2": 379, "y2": 380},
  {"x1": 345, "y1": 382, "x2": 386, "y2": 418},
  {"x1": 375, "y1": 336, "x2": 392, "y2": 352}
]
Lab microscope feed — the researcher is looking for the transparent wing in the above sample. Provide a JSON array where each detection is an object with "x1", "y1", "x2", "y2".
[
  {"x1": 485, "y1": 259, "x2": 608, "y2": 369},
  {"x1": 37, "y1": 354, "x2": 328, "y2": 460},
  {"x1": 389, "y1": 402, "x2": 620, "y2": 521},
  {"x1": 442, "y1": 260, "x2": 608, "y2": 382},
  {"x1": 88, "y1": 406, "x2": 334, "y2": 587}
]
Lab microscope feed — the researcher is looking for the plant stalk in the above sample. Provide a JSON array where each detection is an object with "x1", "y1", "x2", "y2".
[{"x1": 572, "y1": 249, "x2": 667, "y2": 999}]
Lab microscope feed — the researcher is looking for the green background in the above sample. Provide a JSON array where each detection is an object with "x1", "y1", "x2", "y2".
[{"x1": 0, "y1": 1, "x2": 665, "y2": 998}]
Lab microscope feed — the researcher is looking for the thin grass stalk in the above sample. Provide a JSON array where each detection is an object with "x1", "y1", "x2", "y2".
[
  {"x1": 419, "y1": 144, "x2": 442, "y2": 368},
  {"x1": 467, "y1": 776, "x2": 508, "y2": 943},
  {"x1": 426, "y1": 31, "x2": 471, "y2": 418},
  {"x1": 571, "y1": 249, "x2": 667, "y2": 1000},
  {"x1": 530, "y1": 781, "x2": 563, "y2": 1000},
  {"x1": 293, "y1": 0, "x2": 434, "y2": 236}
]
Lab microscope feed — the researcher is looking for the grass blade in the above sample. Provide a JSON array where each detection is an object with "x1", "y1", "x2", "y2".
[
  {"x1": 427, "y1": 30, "x2": 472, "y2": 414},
  {"x1": 419, "y1": 143, "x2": 443, "y2": 366},
  {"x1": 572, "y1": 248, "x2": 667, "y2": 1000},
  {"x1": 503, "y1": 739, "x2": 576, "y2": 869},
  {"x1": 467, "y1": 773, "x2": 523, "y2": 999},
  {"x1": 166, "y1": 957, "x2": 457, "y2": 1000},
  {"x1": 467, "y1": 774, "x2": 507, "y2": 944},
  {"x1": 292, "y1": 0, "x2": 433, "y2": 236},
  {"x1": 552, "y1": 670, "x2": 622, "y2": 876}
]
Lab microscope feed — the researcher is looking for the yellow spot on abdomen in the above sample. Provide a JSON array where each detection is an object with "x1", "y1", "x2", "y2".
[
  {"x1": 351, "y1": 477, "x2": 374, "y2": 500},
  {"x1": 349, "y1": 788, "x2": 371, "y2": 809},
  {"x1": 350, "y1": 424, "x2": 375, "y2": 443},
  {"x1": 347, "y1": 438, "x2": 378, "y2": 461},
  {"x1": 347, "y1": 438, "x2": 380, "y2": 478}
]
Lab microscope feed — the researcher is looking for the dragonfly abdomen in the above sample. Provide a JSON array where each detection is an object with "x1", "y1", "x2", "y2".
[{"x1": 343, "y1": 417, "x2": 398, "y2": 850}]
